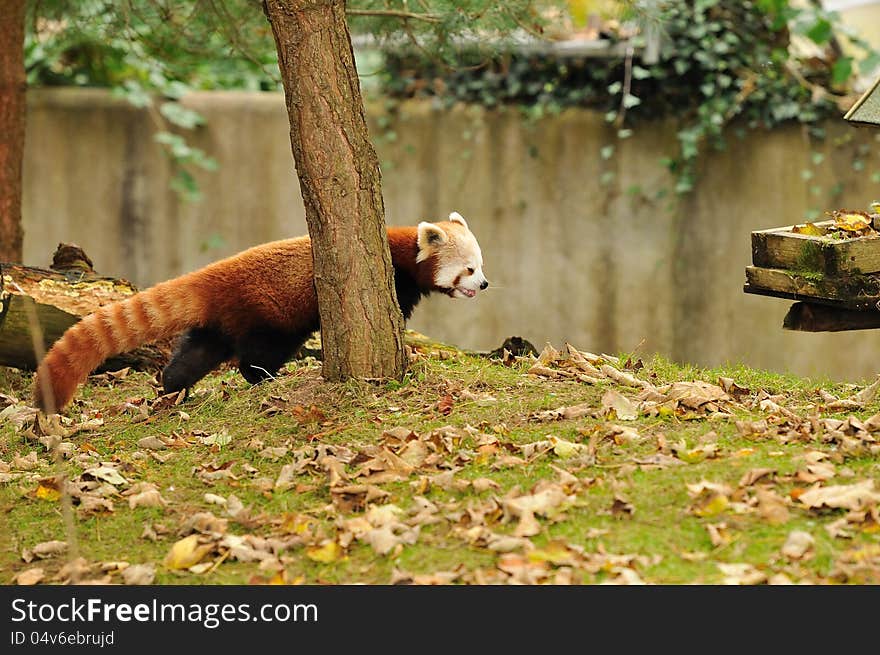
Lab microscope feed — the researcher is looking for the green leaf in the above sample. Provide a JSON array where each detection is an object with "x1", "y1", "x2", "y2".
[
  {"x1": 805, "y1": 19, "x2": 832, "y2": 45},
  {"x1": 831, "y1": 57, "x2": 853, "y2": 85},
  {"x1": 860, "y1": 51, "x2": 880, "y2": 75},
  {"x1": 623, "y1": 93, "x2": 641, "y2": 109},
  {"x1": 632, "y1": 66, "x2": 651, "y2": 80},
  {"x1": 159, "y1": 102, "x2": 204, "y2": 130}
]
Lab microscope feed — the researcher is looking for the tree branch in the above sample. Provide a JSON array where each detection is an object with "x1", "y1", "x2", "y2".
[{"x1": 345, "y1": 9, "x2": 441, "y2": 23}]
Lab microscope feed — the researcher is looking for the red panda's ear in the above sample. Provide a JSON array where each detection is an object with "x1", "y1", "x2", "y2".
[
  {"x1": 448, "y1": 211, "x2": 468, "y2": 229},
  {"x1": 417, "y1": 221, "x2": 447, "y2": 252}
]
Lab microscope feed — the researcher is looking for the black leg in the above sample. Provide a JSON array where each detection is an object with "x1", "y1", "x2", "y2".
[
  {"x1": 236, "y1": 329, "x2": 305, "y2": 385},
  {"x1": 162, "y1": 327, "x2": 234, "y2": 395}
]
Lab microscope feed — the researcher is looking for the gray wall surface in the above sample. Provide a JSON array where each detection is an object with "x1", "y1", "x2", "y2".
[{"x1": 21, "y1": 88, "x2": 880, "y2": 381}]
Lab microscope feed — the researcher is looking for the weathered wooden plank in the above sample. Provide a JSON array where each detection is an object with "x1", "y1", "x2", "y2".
[
  {"x1": 743, "y1": 265, "x2": 880, "y2": 310},
  {"x1": 783, "y1": 302, "x2": 880, "y2": 332},
  {"x1": 751, "y1": 221, "x2": 880, "y2": 275}
]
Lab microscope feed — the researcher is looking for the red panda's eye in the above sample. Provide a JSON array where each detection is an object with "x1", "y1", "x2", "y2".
[{"x1": 467, "y1": 267, "x2": 475, "y2": 275}]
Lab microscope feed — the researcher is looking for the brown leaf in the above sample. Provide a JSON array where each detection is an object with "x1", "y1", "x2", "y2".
[
  {"x1": 15, "y1": 567, "x2": 45, "y2": 585},
  {"x1": 799, "y1": 480, "x2": 880, "y2": 511},
  {"x1": 127, "y1": 487, "x2": 168, "y2": 510},
  {"x1": 471, "y1": 477, "x2": 499, "y2": 493},
  {"x1": 436, "y1": 395, "x2": 454, "y2": 415},
  {"x1": 756, "y1": 488, "x2": 790, "y2": 525},
  {"x1": 738, "y1": 468, "x2": 776, "y2": 487},
  {"x1": 122, "y1": 563, "x2": 156, "y2": 585},
  {"x1": 718, "y1": 563, "x2": 767, "y2": 585},
  {"x1": 781, "y1": 530, "x2": 814, "y2": 561},
  {"x1": 610, "y1": 495, "x2": 634, "y2": 519},
  {"x1": 601, "y1": 389, "x2": 638, "y2": 421},
  {"x1": 137, "y1": 436, "x2": 167, "y2": 451},
  {"x1": 22, "y1": 540, "x2": 68, "y2": 563},
  {"x1": 706, "y1": 522, "x2": 733, "y2": 547}
]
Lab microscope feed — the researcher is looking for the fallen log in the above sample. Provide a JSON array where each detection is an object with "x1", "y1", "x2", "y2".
[
  {"x1": 0, "y1": 244, "x2": 170, "y2": 372},
  {"x1": 783, "y1": 301, "x2": 880, "y2": 332}
]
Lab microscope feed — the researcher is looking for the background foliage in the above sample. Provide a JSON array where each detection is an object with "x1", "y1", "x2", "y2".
[
  {"x1": 22, "y1": 0, "x2": 880, "y2": 200},
  {"x1": 380, "y1": 0, "x2": 880, "y2": 195}
]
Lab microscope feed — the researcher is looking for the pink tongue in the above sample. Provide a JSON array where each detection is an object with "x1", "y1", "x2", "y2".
[{"x1": 463, "y1": 288, "x2": 476, "y2": 298}]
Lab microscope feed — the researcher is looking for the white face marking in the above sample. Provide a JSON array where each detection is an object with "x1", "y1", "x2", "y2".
[{"x1": 432, "y1": 228, "x2": 488, "y2": 299}]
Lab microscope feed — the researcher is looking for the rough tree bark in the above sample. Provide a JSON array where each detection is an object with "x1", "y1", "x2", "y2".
[
  {"x1": 0, "y1": 0, "x2": 26, "y2": 263},
  {"x1": 263, "y1": 0, "x2": 406, "y2": 381}
]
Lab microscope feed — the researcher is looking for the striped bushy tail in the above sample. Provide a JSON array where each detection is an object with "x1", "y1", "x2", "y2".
[{"x1": 33, "y1": 278, "x2": 204, "y2": 412}]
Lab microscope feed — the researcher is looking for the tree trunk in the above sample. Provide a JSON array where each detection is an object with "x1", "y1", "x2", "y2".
[
  {"x1": 263, "y1": 0, "x2": 406, "y2": 381},
  {"x1": 0, "y1": 0, "x2": 26, "y2": 263}
]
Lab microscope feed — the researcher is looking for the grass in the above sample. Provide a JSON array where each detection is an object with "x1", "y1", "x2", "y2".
[{"x1": 1, "y1": 342, "x2": 879, "y2": 585}]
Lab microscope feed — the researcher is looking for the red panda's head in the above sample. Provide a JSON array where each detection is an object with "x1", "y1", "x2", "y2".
[{"x1": 417, "y1": 212, "x2": 489, "y2": 299}]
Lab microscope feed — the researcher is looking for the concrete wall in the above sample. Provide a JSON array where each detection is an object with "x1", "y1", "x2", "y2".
[{"x1": 21, "y1": 88, "x2": 880, "y2": 381}]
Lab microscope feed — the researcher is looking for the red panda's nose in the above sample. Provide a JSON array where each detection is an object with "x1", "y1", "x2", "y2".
[{"x1": 480, "y1": 280, "x2": 489, "y2": 290}]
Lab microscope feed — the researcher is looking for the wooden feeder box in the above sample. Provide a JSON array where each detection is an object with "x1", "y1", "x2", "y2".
[{"x1": 743, "y1": 76, "x2": 880, "y2": 332}]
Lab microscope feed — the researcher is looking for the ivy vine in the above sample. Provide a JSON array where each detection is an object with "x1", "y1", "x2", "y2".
[{"x1": 379, "y1": 0, "x2": 880, "y2": 198}]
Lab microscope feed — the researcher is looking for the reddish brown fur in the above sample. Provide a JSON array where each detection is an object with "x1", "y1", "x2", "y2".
[{"x1": 33, "y1": 225, "x2": 449, "y2": 412}]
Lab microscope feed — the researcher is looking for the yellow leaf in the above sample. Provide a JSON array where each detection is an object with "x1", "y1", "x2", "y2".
[
  {"x1": 35, "y1": 484, "x2": 61, "y2": 502},
  {"x1": 791, "y1": 222, "x2": 825, "y2": 237},
  {"x1": 306, "y1": 540, "x2": 344, "y2": 563},
  {"x1": 832, "y1": 211, "x2": 871, "y2": 232},
  {"x1": 280, "y1": 513, "x2": 315, "y2": 536},
  {"x1": 693, "y1": 493, "x2": 729, "y2": 518},
  {"x1": 678, "y1": 449, "x2": 706, "y2": 464},
  {"x1": 164, "y1": 534, "x2": 214, "y2": 570},
  {"x1": 528, "y1": 540, "x2": 578, "y2": 566}
]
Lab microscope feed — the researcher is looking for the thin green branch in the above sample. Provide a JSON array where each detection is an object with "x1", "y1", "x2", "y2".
[{"x1": 345, "y1": 9, "x2": 441, "y2": 23}]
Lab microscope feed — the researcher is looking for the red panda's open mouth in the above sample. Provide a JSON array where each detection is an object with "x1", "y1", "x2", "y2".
[{"x1": 438, "y1": 286, "x2": 477, "y2": 298}]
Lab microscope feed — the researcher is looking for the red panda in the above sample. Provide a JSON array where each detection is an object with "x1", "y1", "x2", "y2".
[{"x1": 33, "y1": 212, "x2": 488, "y2": 413}]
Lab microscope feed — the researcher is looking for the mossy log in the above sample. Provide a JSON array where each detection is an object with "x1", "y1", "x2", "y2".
[{"x1": 0, "y1": 244, "x2": 169, "y2": 372}]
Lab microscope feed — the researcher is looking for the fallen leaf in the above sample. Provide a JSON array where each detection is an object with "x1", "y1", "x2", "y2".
[
  {"x1": 274, "y1": 463, "x2": 298, "y2": 491},
  {"x1": 83, "y1": 465, "x2": 127, "y2": 486},
  {"x1": 436, "y1": 395, "x2": 454, "y2": 416},
  {"x1": 204, "y1": 493, "x2": 227, "y2": 506},
  {"x1": 16, "y1": 567, "x2": 45, "y2": 585},
  {"x1": 127, "y1": 488, "x2": 168, "y2": 510},
  {"x1": 122, "y1": 563, "x2": 156, "y2": 585},
  {"x1": 137, "y1": 436, "x2": 167, "y2": 450},
  {"x1": 738, "y1": 468, "x2": 776, "y2": 488},
  {"x1": 781, "y1": 530, "x2": 814, "y2": 561},
  {"x1": 610, "y1": 495, "x2": 634, "y2": 519},
  {"x1": 528, "y1": 540, "x2": 580, "y2": 566},
  {"x1": 601, "y1": 389, "x2": 638, "y2": 421},
  {"x1": 22, "y1": 540, "x2": 67, "y2": 562},
  {"x1": 687, "y1": 481, "x2": 732, "y2": 518},
  {"x1": 306, "y1": 540, "x2": 344, "y2": 563},
  {"x1": 718, "y1": 563, "x2": 766, "y2": 585},
  {"x1": 472, "y1": 477, "x2": 500, "y2": 493},
  {"x1": 35, "y1": 480, "x2": 61, "y2": 502},
  {"x1": 756, "y1": 488, "x2": 790, "y2": 525},
  {"x1": 164, "y1": 534, "x2": 214, "y2": 570},
  {"x1": 706, "y1": 522, "x2": 733, "y2": 547},
  {"x1": 791, "y1": 222, "x2": 824, "y2": 236},
  {"x1": 12, "y1": 451, "x2": 40, "y2": 470},
  {"x1": 853, "y1": 375, "x2": 880, "y2": 405},
  {"x1": 799, "y1": 480, "x2": 880, "y2": 511},
  {"x1": 549, "y1": 435, "x2": 590, "y2": 458}
]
